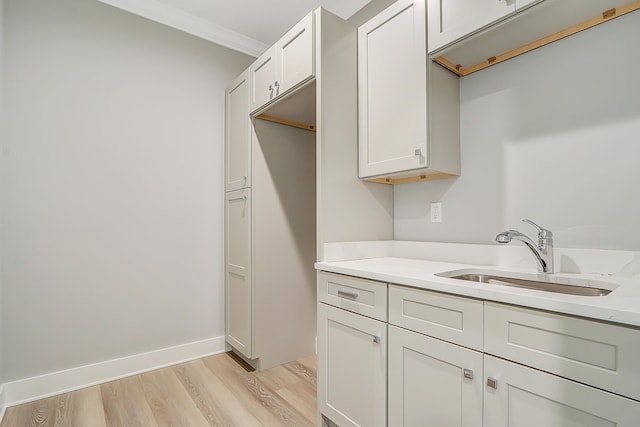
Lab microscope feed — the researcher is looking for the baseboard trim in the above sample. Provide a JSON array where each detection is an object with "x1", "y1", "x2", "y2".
[
  {"x1": 2, "y1": 335, "x2": 226, "y2": 408},
  {"x1": 0, "y1": 384, "x2": 6, "y2": 424}
]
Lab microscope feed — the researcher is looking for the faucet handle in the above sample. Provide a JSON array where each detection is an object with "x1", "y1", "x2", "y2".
[{"x1": 522, "y1": 219, "x2": 553, "y2": 238}]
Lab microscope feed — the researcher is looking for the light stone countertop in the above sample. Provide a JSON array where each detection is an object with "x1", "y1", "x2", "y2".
[{"x1": 315, "y1": 241, "x2": 640, "y2": 328}]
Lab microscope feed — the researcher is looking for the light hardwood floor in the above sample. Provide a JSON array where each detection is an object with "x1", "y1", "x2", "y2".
[{"x1": 1, "y1": 352, "x2": 317, "y2": 427}]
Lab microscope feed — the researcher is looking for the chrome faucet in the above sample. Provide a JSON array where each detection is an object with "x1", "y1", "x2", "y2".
[{"x1": 496, "y1": 219, "x2": 554, "y2": 274}]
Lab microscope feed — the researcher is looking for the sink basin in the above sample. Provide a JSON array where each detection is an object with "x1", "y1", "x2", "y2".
[{"x1": 436, "y1": 269, "x2": 616, "y2": 296}]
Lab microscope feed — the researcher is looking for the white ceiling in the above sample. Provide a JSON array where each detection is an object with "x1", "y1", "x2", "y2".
[{"x1": 98, "y1": 0, "x2": 373, "y2": 57}]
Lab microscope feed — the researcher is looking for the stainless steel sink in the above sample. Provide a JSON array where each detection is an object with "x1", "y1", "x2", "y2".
[{"x1": 436, "y1": 269, "x2": 616, "y2": 296}]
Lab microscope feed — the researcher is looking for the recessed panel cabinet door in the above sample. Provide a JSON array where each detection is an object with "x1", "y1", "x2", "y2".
[
  {"x1": 250, "y1": 46, "x2": 277, "y2": 112},
  {"x1": 318, "y1": 303, "x2": 387, "y2": 427},
  {"x1": 278, "y1": 11, "x2": 314, "y2": 95},
  {"x1": 225, "y1": 70, "x2": 250, "y2": 192},
  {"x1": 388, "y1": 326, "x2": 483, "y2": 427},
  {"x1": 484, "y1": 355, "x2": 640, "y2": 426},
  {"x1": 225, "y1": 189, "x2": 252, "y2": 358},
  {"x1": 427, "y1": 0, "x2": 515, "y2": 53},
  {"x1": 358, "y1": 0, "x2": 428, "y2": 178}
]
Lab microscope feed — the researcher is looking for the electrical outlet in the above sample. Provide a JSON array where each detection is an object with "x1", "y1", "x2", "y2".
[{"x1": 430, "y1": 202, "x2": 442, "y2": 223}]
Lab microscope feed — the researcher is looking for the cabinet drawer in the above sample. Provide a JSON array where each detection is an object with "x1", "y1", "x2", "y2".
[
  {"x1": 485, "y1": 302, "x2": 640, "y2": 401},
  {"x1": 318, "y1": 271, "x2": 387, "y2": 322},
  {"x1": 389, "y1": 285, "x2": 483, "y2": 351}
]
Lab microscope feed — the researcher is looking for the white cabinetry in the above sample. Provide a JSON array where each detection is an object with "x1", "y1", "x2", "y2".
[
  {"x1": 318, "y1": 272, "x2": 387, "y2": 427},
  {"x1": 250, "y1": 11, "x2": 314, "y2": 113},
  {"x1": 225, "y1": 18, "x2": 316, "y2": 369},
  {"x1": 484, "y1": 355, "x2": 640, "y2": 426},
  {"x1": 358, "y1": 0, "x2": 460, "y2": 183},
  {"x1": 388, "y1": 325, "x2": 483, "y2": 426},
  {"x1": 427, "y1": 0, "x2": 515, "y2": 53},
  {"x1": 318, "y1": 304, "x2": 387, "y2": 427},
  {"x1": 224, "y1": 188, "x2": 252, "y2": 357},
  {"x1": 225, "y1": 70, "x2": 251, "y2": 192},
  {"x1": 317, "y1": 271, "x2": 640, "y2": 426}
]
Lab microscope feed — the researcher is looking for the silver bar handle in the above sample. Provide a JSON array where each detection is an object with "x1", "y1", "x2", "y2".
[
  {"x1": 337, "y1": 289, "x2": 359, "y2": 300},
  {"x1": 487, "y1": 377, "x2": 498, "y2": 390}
]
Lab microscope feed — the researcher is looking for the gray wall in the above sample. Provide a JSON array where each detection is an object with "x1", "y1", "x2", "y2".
[
  {"x1": 395, "y1": 11, "x2": 640, "y2": 251},
  {"x1": 2, "y1": 0, "x2": 251, "y2": 381}
]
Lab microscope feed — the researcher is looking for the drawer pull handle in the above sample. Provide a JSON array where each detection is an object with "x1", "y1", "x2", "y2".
[
  {"x1": 487, "y1": 377, "x2": 498, "y2": 390},
  {"x1": 463, "y1": 369, "x2": 474, "y2": 380},
  {"x1": 372, "y1": 336, "x2": 381, "y2": 344},
  {"x1": 337, "y1": 290, "x2": 359, "y2": 300}
]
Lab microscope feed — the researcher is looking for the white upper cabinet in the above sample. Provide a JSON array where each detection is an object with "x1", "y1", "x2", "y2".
[
  {"x1": 428, "y1": 0, "x2": 516, "y2": 53},
  {"x1": 250, "y1": 11, "x2": 315, "y2": 113},
  {"x1": 358, "y1": 0, "x2": 460, "y2": 182},
  {"x1": 250, "y1": 47, "x2": 278, "y2": 113},
  {"x1": 225, "y1": 69, "x2": 251, "y2": 192}
]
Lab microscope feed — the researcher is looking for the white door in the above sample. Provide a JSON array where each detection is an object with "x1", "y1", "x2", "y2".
[
  {"x1": 225, "y1": 188, "x2": 252, "y2": 358},
  {"x1": 277, "y1": 11, "x2": 314, "y2": 95},
  {"x1": 427, "y1": 0, "x2": 515, "y2": 52},
  {"x1": 250, "y1": 46, "x2": 277, "y2": 112},
  {"x1": 484, "y1": 355, "x2": 640, "y2": 426},
  {"x1": 318, "y1": 303, "x2": 387, "y2": 427},
  {"x1": 388, "y1": 326, "x2": 483, "y2": 426},
  {"x1": 225, "y1": 69, "x2": 251, "y2": 192},
  {"x1": 358, "y1": 0, "x2": 428, "y2": 178}
]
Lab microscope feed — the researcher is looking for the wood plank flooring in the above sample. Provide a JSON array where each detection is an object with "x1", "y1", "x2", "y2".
[{"x1": 1, "y1": 353, "x2": 317, "y2": 427}]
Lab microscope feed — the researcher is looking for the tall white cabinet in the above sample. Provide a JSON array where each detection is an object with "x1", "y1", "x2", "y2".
[
  {"x1": 225, "y1": 42, "x2": 316, "y2": 369},
  {"x1": 225, "y1": 8, "x2": 393, "y2": 372}
]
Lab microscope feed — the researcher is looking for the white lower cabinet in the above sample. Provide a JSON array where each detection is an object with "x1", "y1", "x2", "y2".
[
  {"x1": 318, "y1": 302, "x2": 387, "y2": 427},
  {"x1": 317, "y1": 271, "x2": 640, "y2": 427},
  {"x1": 388, "y1": 325, "x2": 483, "y2": 426},
  {"x1": 484, "y1": 355, "x2": 640, "y2": 426}
]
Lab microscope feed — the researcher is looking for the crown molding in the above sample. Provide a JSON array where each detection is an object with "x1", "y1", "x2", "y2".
[{"x1": 98, "y1": 0, "x2": 268, "y2": 57}]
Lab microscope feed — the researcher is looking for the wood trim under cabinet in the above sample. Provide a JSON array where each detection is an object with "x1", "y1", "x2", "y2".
[
  {"x1": 434, "y1": 1, "x2": 640, "y2": 76},
  {"x1": 366, "y1": 172, "x2": 457, "y2": 185},
  {"x1": 255, "y1": 114, "x2": 316, "y2": 132}
]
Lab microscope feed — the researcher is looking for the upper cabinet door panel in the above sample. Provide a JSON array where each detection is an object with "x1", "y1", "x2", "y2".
[
  {"x1": 250, "y1": 46, "x2": 277, "y2": 113},
  {"x1": 358, "y1": 0, "x2": 427, "y2": 178},
  {"x1": 278, "y1": 11, "x2": 315, "y2": 95},
  {"x1": 225, "y1": 69, "x2": 251, "y2": 192},
  {"x1": 428, "y1": 0, "x2": 516, "y2": 53}
]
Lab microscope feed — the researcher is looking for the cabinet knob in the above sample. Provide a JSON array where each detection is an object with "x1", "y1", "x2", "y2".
[
  {"x1": 463, "y1": 369, "x2": 474, "y2": 380},
  {"x1": 414, "y1": 148, "x2": 422, "y2": 156},
  {"x1": 487, "y1": 377, "x2": 498, "y2": 390},
  {"x1": 372, "y1": 336, "x2": 381, "y2": 344}
]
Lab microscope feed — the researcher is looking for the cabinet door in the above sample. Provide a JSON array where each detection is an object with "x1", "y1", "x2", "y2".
[
  {"x1": 427, "y1": 0, "x2": 515, "y2": 53},
  {"x1": 277, "y1": 11, "x2": 314, "y2": 95},
  {"x1": 225, "y1": 189, "x2": 252, "y2": 358},
  {"x1": 318, "y1": 303, "x2": 386, "y2": 427},
  {"x1": 225, "y1": 69, "x2": 251, "y2": 192},
  {"x1": 358, "y1": 0, "x2": 427, "y2": 179},
  {"x1": 250, "y1": 46, "x2": 277, "y2": 112},
  {"x1": 484, "y1": 355, "x2": 640, "y2": 427},
  {"x1": 388, "y1": 326, "x2": 483, "y2": 427}
]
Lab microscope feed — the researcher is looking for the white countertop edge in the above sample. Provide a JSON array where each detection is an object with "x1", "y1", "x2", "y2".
[{"x1": 315, "y1": 257, "x2": 640, "y2": 328}]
